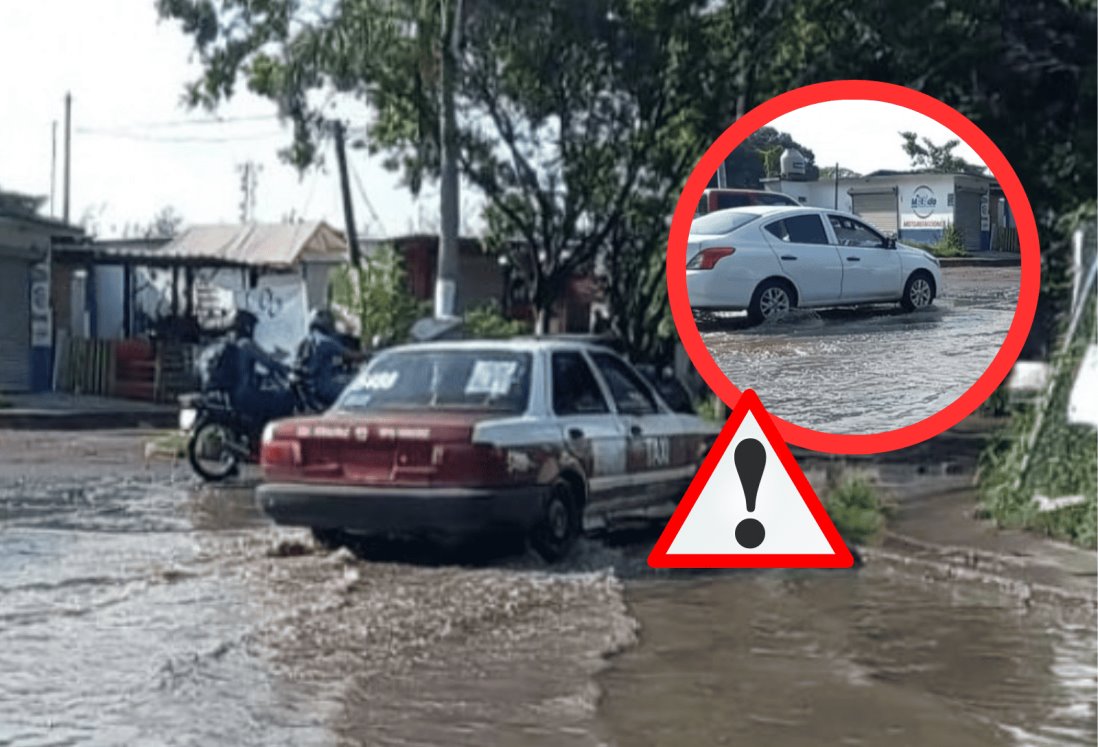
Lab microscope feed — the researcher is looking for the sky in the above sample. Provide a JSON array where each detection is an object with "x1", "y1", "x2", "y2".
[
  {"x1": 0, "y1": 3, "x2": 984, "y2": 239},
  {"x1": 764, "y1": 100, "x2": 986, "y2": 174},
  {"x1": 0, "y1": 0, "x2": 461, "y2": 238}
]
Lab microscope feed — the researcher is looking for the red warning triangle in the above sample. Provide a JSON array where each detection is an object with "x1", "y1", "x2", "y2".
[{"x1": 648, "y1": 389, "x2": 853, "y2": 569}]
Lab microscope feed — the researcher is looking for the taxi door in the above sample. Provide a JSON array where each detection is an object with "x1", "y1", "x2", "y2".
[
  {"x1": 548, "y1": 350, "x2": 627, "y2": 509},
  {"x1": 586, "y1": 351, "x2": 696, "y2": 519}
]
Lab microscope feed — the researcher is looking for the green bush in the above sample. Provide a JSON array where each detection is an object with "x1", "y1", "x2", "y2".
[
  {"x1": 694, "y1": 395, "x2": 726, "y2": 423},
  {"x1": 463, "y1": 302, "x2": 531, "y2": 339},
  {"x1": 824, "y1": 469, "x2": 890, "y2": 545},
  {"x1": 331, "y1": 245, "x2": 428, "y2": 347},
  {"x1": 906, "y1": 224, "x2": 968, "y2": 257},
  {"x1": 935, "y1": 222, "x2": 968, "y2": 256},
  {"x1": 978, "y1": 288, "x2": 1097, "y2": 548}
]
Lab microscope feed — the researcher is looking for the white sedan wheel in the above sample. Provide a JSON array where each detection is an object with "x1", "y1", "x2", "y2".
[
  {"x1": 909, "y1": 277, "x2": 933, "y2": 309},
  {"x1": 759, "y1": 286, "x2": 791, "y2": 319}
]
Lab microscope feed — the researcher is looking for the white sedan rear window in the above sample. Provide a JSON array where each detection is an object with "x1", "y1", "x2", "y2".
[{"x1": 690, "y1": 209, "x2": 763, "y2": 236}]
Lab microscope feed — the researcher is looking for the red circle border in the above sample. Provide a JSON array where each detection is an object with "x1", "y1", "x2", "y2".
[{"x1": 667, "y1": 80, "x2": 1040, "y2": 454}]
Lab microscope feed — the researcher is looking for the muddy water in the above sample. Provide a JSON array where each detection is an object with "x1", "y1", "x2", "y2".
[
  {"x1": 699, "y1": 266, "x2": 1021, "y2": 434},
  {"x1": 1, "y1": 470, "x2": 1094, "y2": 745}
]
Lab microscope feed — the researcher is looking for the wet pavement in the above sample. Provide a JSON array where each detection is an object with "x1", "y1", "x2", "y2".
[
  {"x1": 696, "y1": 266, "x2": 1021, "y2": 434},
  {"x1": 1, "y1": 430, "x2": 1094, "y2": 746}
]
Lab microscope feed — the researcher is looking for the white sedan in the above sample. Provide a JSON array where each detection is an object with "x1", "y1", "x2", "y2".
[{"x1": 686, "y1": 206, "x2": 943, "y2": 324}]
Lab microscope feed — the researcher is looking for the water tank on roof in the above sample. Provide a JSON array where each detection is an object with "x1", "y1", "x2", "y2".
[{"x1": 780, "y1": 148, "x2": 806, "y2": 180}]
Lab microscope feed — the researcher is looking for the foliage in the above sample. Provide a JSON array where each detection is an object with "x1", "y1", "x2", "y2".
[
  {"x1": 899, "y1": 131, "x2": 984, "y2": 174},
  {"x1": 462, "y1": 302, "x2": 530, "y2": 339},
  {"x1": 978, "y1": 282, "x2": 1097, "y2": 548},
  {"x1": 694, "y1": 395, "x2": 726, "y2": 423},
  {"x1": 720, "y1": 126, "x2": 819, "y2": 189},
  {"x1": 936, "y1": 223, "x2": 968, "y2": 256},
  {"x1": 147, "y1": 206, "x2": 185, "y2": 238},
  {"x1": 330, "y1": 245, "x2": 427, "y2": 347},
  {"x1": 824, "y1": 469, "x2": 891, "y2": 545}
]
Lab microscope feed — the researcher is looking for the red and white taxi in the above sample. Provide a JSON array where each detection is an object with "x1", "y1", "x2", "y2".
[{"x1": 256, "y1": 339, "x2": 718, "y2": 560}]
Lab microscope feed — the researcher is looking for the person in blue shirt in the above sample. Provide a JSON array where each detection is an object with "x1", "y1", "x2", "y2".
[
  {"x1": 228, "y1": 309, "x2": 296, "y2": 423},
  {"x1": 296, "y1": 308, "x2": 365, "y2": 408}
]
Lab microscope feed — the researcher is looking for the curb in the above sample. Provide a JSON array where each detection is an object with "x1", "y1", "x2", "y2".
[
  {"x1": 938, "y1": 256, "x2": 1021, "y2": 267},
  {"x1": 0, "y1": 410, "x2": 178, "y2": 431}
]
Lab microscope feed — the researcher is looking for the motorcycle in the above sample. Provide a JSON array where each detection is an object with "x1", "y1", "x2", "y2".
[{"x1": 180, "y1": 365, "x2": 317, "y2": 482}]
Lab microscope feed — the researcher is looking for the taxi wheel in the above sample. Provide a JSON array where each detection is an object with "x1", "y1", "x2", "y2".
[{"x1": 531, "y1": 480, "x2": 581, "y2": 563}]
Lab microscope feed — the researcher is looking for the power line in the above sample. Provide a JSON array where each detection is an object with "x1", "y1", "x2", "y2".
[
  {"x1": 79, "y1": 114, "x2": 280, "y2": 131},
  {"x1": 74, "y1": 128, "x2": 286, "y2": 144},
  {"x1": 348, "y1": 158, "x2": 388, "y2": 237}
]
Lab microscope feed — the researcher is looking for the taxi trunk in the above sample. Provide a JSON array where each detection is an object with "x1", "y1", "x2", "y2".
[{"x1": 261, "y1": 411, "x2": 516, "y2": 488}]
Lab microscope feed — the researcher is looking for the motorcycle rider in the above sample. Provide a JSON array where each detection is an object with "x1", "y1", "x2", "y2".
[
  {"x1": 228, "y1": 309, "x2": 296, "y2": 423},
  {"x1": 296, "y1": 308, "x2": 366, "y2": 407}
]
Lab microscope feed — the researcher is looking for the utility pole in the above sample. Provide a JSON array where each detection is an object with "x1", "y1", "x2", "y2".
[
  {"x1": 833, "y1": 162, "x2": 839, "y2": 210},
  {"x1": 63, "y1": 92, "x2": 72, "y2": 224},
  {"x1": 333, "y1": 121, "x2": 362, "y2": 266},
  {"x1": 236, "y1": 160, "x2": 261, "y2": 223},
  {"x1": 50, "y1": 121, "x2": 57, "y2": 218},
  {"x1": 436, "y1": 0, "x2": 463, "y2": 319}
]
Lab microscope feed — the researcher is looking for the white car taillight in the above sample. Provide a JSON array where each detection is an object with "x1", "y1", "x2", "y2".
[{"x1": 686, "y1": 246, "x2": 735, "y2": 270}]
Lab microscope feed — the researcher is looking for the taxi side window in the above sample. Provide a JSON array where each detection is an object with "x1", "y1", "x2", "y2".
[
  {"x1": 552, "y1": 352, "x2": 610, "y2": 415},
  {"x1": 590, "y1": 352, "x2": 658, "y2": 416}
]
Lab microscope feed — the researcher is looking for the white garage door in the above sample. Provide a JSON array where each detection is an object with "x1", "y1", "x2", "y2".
[
  {"x1": 850, "y1": 189, "x2": 899, "y2": 236},
  {"x1": 0, "y1": 258, "x2": 30, "y2": 392}
]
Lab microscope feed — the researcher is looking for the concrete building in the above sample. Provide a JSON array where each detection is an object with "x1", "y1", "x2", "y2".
[
  {"x1": 0, "y1": 190, "x2": 84, "y2": 392},
  {"x1": 763, "y1": 170, "x2": 1015, "y2": 252}
]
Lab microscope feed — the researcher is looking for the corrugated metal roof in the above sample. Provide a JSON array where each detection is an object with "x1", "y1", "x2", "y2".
[{"x1": 152, "y1": 221, "x2": 348, "y2": 268}]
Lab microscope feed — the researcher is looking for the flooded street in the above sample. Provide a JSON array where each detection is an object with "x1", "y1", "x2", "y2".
[
  {"x1": 1, "y1": 430, "x2": 1094, "y2": 746},
  {"x1": 698, "y1": 266, "x2": 1021, "y2": 434}
]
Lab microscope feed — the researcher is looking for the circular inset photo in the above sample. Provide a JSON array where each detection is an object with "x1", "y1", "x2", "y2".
[{"x1": 668, "y1": 83, "x2": 1039, "y2": 453}]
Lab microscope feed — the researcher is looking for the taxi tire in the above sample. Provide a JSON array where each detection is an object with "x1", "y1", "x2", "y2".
[
  {"x1": 530, "y1": 480, "x2": 581, "y2": 563},
  {"x1": 311, "y1": 527, "x2": 346, "y2": 550}
]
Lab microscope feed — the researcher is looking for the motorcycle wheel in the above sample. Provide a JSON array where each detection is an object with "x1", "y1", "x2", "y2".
[{"x1": 187, "y1": 421, "x2": 242, "y2": 482}]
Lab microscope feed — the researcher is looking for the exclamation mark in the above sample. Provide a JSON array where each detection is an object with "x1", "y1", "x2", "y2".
[{"x1": 734, "y1": 438, "x2": 766, "y2": 549}]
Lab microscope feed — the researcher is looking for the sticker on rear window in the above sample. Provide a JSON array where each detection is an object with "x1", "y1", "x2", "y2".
[
  {"x1": 360, "y1": 370, "x2": 399, "y2": 390},
  {"x1": 465, "y1": 360, "x2": 519, "y2": 396}
]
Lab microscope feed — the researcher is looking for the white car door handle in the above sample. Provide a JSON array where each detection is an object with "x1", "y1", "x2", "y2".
[
  {"x1": 780, "y1": 254, "x2": 797, "y2": 261},
  {"x1": 846, "y1": 256, "x2": 861, "y2": 262}
]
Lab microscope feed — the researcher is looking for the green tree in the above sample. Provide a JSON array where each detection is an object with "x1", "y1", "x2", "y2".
[
  {"x1": 899, "y1": 131, "x2": 983, "y2": 174},
  {"x1": 330, "y1": 244, "x2": 426, "y2": 346},
  {"x1": 718, "y1": 126, "x2": 819, "y2": 188}
]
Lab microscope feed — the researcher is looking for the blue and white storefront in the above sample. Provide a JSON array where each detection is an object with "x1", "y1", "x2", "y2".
[{"x1": 764, "y1": 171, "x2": 1014, "y2": 252}]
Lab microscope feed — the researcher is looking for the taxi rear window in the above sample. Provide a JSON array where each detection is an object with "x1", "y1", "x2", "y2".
[{"x1": 337, "y1": 350, "x2": 532, "y2": 413}]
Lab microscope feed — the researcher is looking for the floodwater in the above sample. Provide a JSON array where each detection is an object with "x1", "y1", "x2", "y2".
[
  {"x1": 1, "y1": 462, "x2": 1093, "y2": 746},
  {"x1": 698, "y1": 266, "x2": 1021, "y2": 434}
]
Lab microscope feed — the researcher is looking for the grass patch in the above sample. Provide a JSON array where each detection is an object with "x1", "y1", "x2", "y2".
[
  {"x1": 823, "y1": 469, "x2": 892, "y2": 545},
  {"x1": 145, "y1": 430, "x2": 188, "y2": 460}
]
